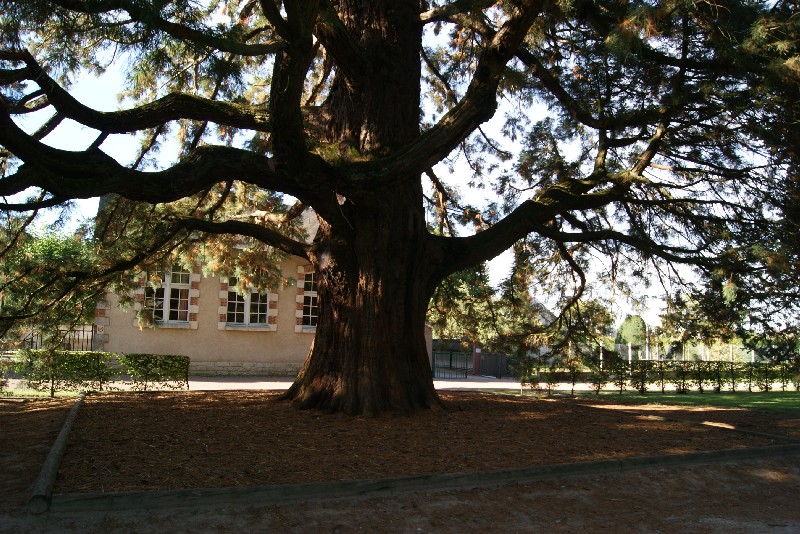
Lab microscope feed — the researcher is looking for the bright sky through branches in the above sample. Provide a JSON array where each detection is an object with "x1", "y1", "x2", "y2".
[{"x1": 9, "y1": 54, "x2": 662, "y2": 327}]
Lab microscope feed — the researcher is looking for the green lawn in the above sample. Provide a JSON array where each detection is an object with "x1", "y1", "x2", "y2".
[
  {"x1": 572, "y1": 390, "x2": 800, "y2": 414},
  {"x1": 1, "y1": 388, "x2": 80, "y2": 399},
  {"x1": 498, "y1": 387, "x2": 800, "y2": 414}
]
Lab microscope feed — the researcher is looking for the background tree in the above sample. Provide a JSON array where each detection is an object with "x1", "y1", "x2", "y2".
[
  {"x1": 1, "y1": 1, "x2": 796, "y2": 414},
  {"x1": 0, "y1": 222, "x2": 103, "y2": 347},
  {"x1": 427, "y1": 265, "x2": 500, "y2": 345},
  {"x1": 615, "y1": 314, "x2": 647, "y2": 349}
]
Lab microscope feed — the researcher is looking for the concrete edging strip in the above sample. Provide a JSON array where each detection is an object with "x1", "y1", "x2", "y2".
[
  {"x1": 47, "y1": 442, "x2": 800, "y2": 514},
  {"x1": 29, "y1": 393, "x2": 85, "y2": 514}
]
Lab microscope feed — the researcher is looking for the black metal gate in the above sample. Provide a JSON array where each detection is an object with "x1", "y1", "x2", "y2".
[{"x1": 432, "y1": 351, "x2": 472, "y2": 378}]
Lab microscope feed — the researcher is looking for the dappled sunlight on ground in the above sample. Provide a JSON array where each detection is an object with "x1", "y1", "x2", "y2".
[
  {"x1": 42, "y1": 391, "x2": 789, "y2": 495},
  {"x1": 584, "y1": 402, "x2": 746, "y2": 412}
]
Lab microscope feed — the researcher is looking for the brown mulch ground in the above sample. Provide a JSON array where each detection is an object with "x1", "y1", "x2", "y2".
[
  {"x1": 0, "y1": 397, "x2": 74, "y2": 512},
  {"x1": 3, "y1": 391, "x2": 800, "y2": 532},
  {"x1": 47, "y1": 390, "x2": 797, "y2": 494}
]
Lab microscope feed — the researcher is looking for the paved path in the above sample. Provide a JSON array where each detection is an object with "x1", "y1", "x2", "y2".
[
  {"x1": 188, "y1": 375, "x2": 527, "y2": 391},
  {"x1": 3, "y1": 374, "x2": 532, "y2": 394}
]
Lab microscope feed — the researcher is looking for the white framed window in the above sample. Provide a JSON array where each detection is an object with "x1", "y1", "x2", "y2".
[
  {"x1": 301, "y1": 272, "x2": 318, "y2": 327},
  {"x1": 226, "y1": 277, "x2": 269, "y2": 326},
  {"x1": 219, "y1": 276, "x2": 277, "y2": 331},
  {"x1": 143, "y1": 265, "x2": 191, "y2": 323}
]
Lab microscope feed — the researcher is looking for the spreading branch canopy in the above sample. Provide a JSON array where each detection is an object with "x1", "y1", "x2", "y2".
[{"x1": 1, "y1": 0, "x2": 797, "y2": 350}]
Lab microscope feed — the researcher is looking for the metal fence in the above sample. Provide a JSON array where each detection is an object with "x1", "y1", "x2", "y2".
[
  {"x1": 612, "y1": 342, "x2": 756, "y2": 362},
  {"x1": 432, "y1": 351, "x2": 472, "y2": 379},
  {"x1": 1, "y1": 325, "x2": 96, "y2": 352}
]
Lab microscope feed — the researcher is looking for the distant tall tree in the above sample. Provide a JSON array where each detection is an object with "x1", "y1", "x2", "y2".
[
  {"x1": 615, "y1": 314, "x2": 647, "y2": 348},
  {"x1": 1, "y1": 1, "x2": 797, "y2": 414},
  {"x1": 427, "y1": 265, "x2": 498, "y2": 344}
]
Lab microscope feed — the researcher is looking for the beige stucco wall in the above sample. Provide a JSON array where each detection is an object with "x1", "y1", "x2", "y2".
[
  {"x1": 96, "y1": 257, "x2": 434, "y2": 377},
  {"x1": 97, "y1": 258, "x2": 313, "y2": 376}
]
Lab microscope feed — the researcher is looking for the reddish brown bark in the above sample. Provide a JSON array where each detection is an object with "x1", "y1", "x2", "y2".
[
  {"x1": 283, "y1": 181, "x2": 445, "y2": 415},
  {"x1": 281, "y1": 0, "x2": 445, "y2": 415}
]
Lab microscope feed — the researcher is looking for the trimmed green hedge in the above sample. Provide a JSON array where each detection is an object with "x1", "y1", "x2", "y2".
[
  {"x1": 0, "y1": 357, "x2": 12, "y2": 392},
  {"x1": 118, "y1": 353, "x2": 190, "y2": 391},
  {"x1": 528, "y1": 359, "x2": 800, "y2": 395},
  {"x1": 12, "y1": 350, "x2": 189, "y2": 396}
]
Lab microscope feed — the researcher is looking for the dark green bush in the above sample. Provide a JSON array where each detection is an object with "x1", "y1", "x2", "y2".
[
  {"x1": 752, "y1": 362, "x2": 775, "y2": 392},
  {"x1": 692, "y1": 361, "x2": 715, "y2": 394},
  {"x1": 670, "y1": 361, "x2": 692, "y2": 394},
  {"x1": 587, "y1": 365, "x2": 609, "y2": 395},
  {"x1": 541, "y1": 362, "x2": 561, "y2": 396},
  {"x1": 12, "y1": 350, "x2": 189, "y2": 395},
  {"x1": 789, "y1": 357, "x2": 800, "y2": 391},
  {"x1": 0, "y1": 357, "x2": 12, "y2": 392},
  {"x1": 564, "y1": 356, "x2": 583, "y2": 396},
  {"x1": 610, "y1": 359, "x2": 629, "y2": 395},
  {"x1": 630, "y1": 361, "x2": 653, "y2": 394},
  {"x1": 118, "y1": 354, "x2": 190, "y2": 391},
  {"x1": 724, "y1": 362, "x2": 739, "y2": 392},
  {"x1": 653, "y1": 361, "x2": 668, "y2": 393},
  {"x1": 14, "y1": 349, "x2": 115, "y2": 397},
  {"x1": 513, "y1": 355, "x2": 541, "y2": 392}
]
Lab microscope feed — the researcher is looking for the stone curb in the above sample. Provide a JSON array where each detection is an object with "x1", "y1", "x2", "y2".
[
  {"x1": 29, "y1": 393, "x2": 85, "y2": 514},
  {"x1": 45, "y1": 443, "x2": 800, "y2": 514}
]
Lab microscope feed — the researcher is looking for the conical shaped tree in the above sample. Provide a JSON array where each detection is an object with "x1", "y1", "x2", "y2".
[{"x1": 615, "y1": 315, "x2": 647, "y2": 348}]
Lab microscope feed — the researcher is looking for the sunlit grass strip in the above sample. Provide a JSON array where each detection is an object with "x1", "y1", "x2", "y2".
[
  {"x1": 1, "y1": 388, "x2": 80, "y2": 398},
  {"x1": 572, "y1": 391, "x2": 800, "y2": 414}
]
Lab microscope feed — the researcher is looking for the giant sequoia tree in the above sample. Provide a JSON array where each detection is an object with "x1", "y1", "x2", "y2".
[{"x1": 1, "y1": 1, "x2": 796, "y2": 414}]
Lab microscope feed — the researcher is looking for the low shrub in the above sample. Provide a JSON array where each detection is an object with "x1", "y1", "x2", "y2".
[
  {"x1": 15, "y1": 349, "x2": 114, "y2": 397},
  {"x1": 541, "y1": 362, "x2": 561, "y2": 396},
  {"x1": 670, "y1": 362, "x2": 692, "y2": 394},
  {"x1": 692, "y1": 361, "x2": 715, "y2": 394},
  {"x1": 118, "y1": 353, "x2": 190, "y2": 391},
  {"x1": 630, "y1": 361, "x2": 653, "y2": 394},
  {"x1": 587, "y1": 365, "x2": 609, "y2": 395},
  {"x1": 652, "y1": 361, "x2": 668, "y2": 393},
  {"x1": 752, "y1": 362, "x2": 775, "y2": 392},
  {"x1": 513, "y1": 355, "x2": 541, "y2": 393},
  {"x1": 11, "y1": 350, "x2": 189, "y2": 396},
  {"x1": 0, "y1": 357, "x2": 12, "y2": 392},
  {"x1": 609, "y1": 360, "x2": 629, "y2": 395}
]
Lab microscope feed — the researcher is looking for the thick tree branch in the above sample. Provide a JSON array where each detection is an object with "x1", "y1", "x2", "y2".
[
  {"x1": 44, "y1": 0, "x2": 286, "y2": 56},
  {"x1": 0, "y1": 196, "x2": 69, "y2": 211},
  {"x1": 339, "y1": 0, "x2": 543, "y2": 190},
  {"x1": 259, "y1": 0, "x2": 293, "y2": 40},
  {"x1": 0, "y1": 105, "x2": 314, "y2": 202},
  {"x1": 530, "y1": 224, "x2": 722, "y2": 268},
  {"x1": 420, "y1": 0, "x2": 496, "y2": 24},
  {"x1": 178, "y1": 218, "x2": 311, "y2": 259},
  {"x1": 3, "y1": 50, "x2": 272, "y2": 133},
  {"x1": 435, "y1": 177, "x2": 628, "y2": 276},
  {"x1": 314, "y1": 1, "x2": 371, "y2": 80},
  {"x1": 269, "y1": 2, "x2": 320, "y2": 166}
]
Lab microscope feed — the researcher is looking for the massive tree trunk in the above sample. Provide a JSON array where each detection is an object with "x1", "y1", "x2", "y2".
[
  {"x1": 284, "y1": 183, "x2": 443, "y2": 415},
  {"x1": 283, "y1": 0, "x2": 442, "y2": 414}
]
